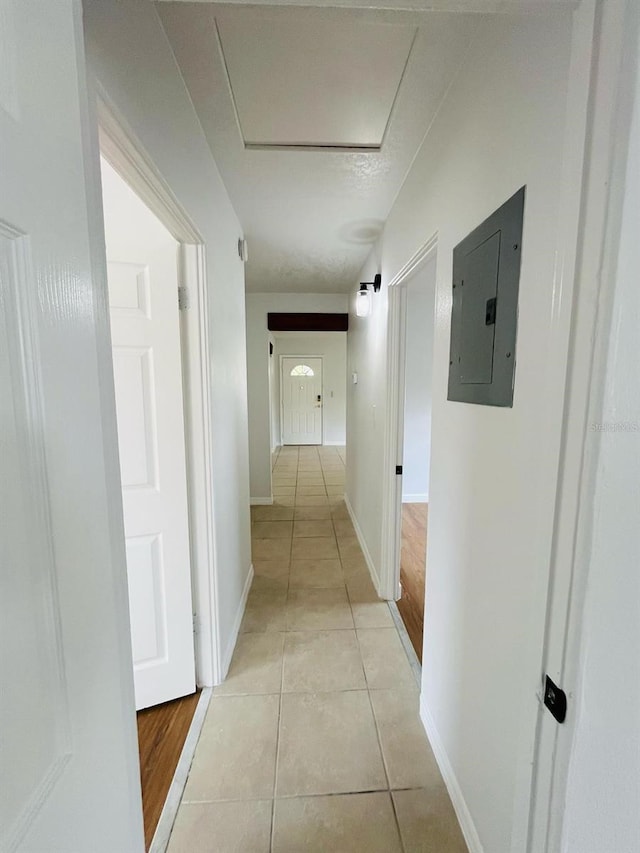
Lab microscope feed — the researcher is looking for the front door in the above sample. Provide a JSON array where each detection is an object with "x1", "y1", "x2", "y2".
[
  {"x1": 1, "y1": 1, "x2": 143, "y2": 848},
  {"x1": 101, "y1": 158, "x2": 196, "y2": 710},
  {"x1": 281, "y1": 357, "x2": 323, "y2": 445}
]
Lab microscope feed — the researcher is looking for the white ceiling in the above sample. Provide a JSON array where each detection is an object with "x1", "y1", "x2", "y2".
[{"x1": 155, "y1": 3, "x2": 486, "y2": 292}]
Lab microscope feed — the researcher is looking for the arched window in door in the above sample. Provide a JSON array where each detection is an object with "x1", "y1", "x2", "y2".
[{"x1": 289, "y1": 364, "x2": 315, "y2": 377}]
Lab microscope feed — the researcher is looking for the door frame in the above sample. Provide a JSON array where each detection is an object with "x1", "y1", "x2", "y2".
[
  {"x1": 527, "y1": 2, "x2": 638, "y2": 850},
  {"x1": 279, "y1": 354, "x2": 324, "y2": 446},
  {"x1": 380, "y1": 234, "x2": 438, "y2": 601},
  {"x1": 97, "y1": 90, "x2": 222, "y2": 688}
]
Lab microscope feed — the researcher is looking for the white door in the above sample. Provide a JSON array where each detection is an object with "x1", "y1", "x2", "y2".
[
  {"x1": 282, "y1": 357, "x2": 323, "y2": 444},
  {"x1": 0, "y1": 2, "x2": 143, "y2": 850},
  {"x1": 102, "y1": 159, "x2": 196, "y2": 710}
]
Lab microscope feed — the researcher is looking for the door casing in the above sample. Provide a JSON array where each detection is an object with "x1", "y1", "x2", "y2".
[
  {"x1": 98, "y1": 90, "x2": 222, "y2": 689},
  {"x1": 381, "y1": 234, "x2": 438, "y2": 603}
]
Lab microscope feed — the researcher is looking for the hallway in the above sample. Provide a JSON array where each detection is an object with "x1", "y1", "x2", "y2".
[{"x1": 166, "y1": 446, "x2": 467, "y2": 851}]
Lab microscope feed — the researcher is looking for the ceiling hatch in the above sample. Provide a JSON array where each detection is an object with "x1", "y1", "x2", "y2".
[{"x1": 216, "y1": 19, "x2": 416, "y2": 151}]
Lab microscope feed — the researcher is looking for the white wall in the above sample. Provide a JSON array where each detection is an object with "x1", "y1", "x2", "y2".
[
  {"x1": 246, "y1": 293, "x2": 347, "y2": 500},
  {"x1": 560, "y1": 11, "x2": 640, "y2": 850},
  {"x1": 346, "y1": 11, "x2": 576, "y2": 853},
  {"x1": 274, "y1": 333, "x2": 347, "y2": 447},
  {"x1": 83, "y1": 0, "x2": 252, "y2": 679},
  {"x1": 402, "y1": 259, "x2": 436, "y2": 501}
]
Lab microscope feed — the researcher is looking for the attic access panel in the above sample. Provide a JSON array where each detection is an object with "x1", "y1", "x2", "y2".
[{"x1": 448, "y1": 187, "x2": 525, "y2": 407}]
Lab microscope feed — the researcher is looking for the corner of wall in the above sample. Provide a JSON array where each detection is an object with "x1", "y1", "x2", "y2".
[
  {"x1": 344, "y1": 492, "x2": 381, "y2": 593},
  {"x1": 219, "y1": 563, "x2": 254, "y2": 683}
]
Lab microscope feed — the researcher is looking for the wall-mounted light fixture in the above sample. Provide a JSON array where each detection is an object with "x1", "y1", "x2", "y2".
[{"x1": 355, "y1": 274, "x2": 382, "y2": 318}]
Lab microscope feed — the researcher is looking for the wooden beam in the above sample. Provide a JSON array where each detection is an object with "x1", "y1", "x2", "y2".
[{"x1": 268, "y1": 312, "x2": 348, "y2": 332}]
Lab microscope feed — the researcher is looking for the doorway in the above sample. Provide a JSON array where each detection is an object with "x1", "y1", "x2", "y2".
[
  {"x1": 281, "y1": 356, "x2": 324, "y2": 444},
  {"x1": 101, "y1": 156, "x2": 196, "y2": 710},
  {"x1": 100, "y1": 154, "x2": 204, "y2": 848},
  {"x1": 395, "y1": 256, "x2": 436, "y2": 660},
  {"x1": 378, "y1": 241, "x2": 438, "y2": 658}
]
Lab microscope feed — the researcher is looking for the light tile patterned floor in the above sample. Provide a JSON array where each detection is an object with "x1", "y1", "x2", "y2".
[{"x1": 167, "y1": 446, "x2": 468, "y2": 853}]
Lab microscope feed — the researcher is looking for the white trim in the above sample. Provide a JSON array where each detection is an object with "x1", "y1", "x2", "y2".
[
  {"x1": 529, "y1": 3, "x2": 637, "y2": 851},
  {"x1": 420, "y1": 697, "x2": 484, "y2": 853},
  {"x1": 322, "y1": 440, "x2": 346, "y2": 446},
  {"x1": 387, "y1": 233, "x2": 439, "y2": 289},
  {"x1": 380, "y1": 234, "x2": 438, "y2": 600},
  {"x1": 220, "y1": 565, "x2": 254, "y2": 679},
  {"x1": 179, "y1": 244, "x2": 222, "y2": 687},
  {"x1": 344, "y1": 494, "x2": 380, "y2": 593},
  {"x1": 402, "y1": 493, "x2": 429, "y2": 503},
  {"x1": 149, "y1": 687, "x2": 212, "y2": 853},
  {"x1": 250, "y1": 496, "x2": 274, "y2": 506},
  {"x1": 97, "y1": 88, "x2": 201, "y2": 245},
  {"x1": 96, "y1": 96, "x2": 220, "y2": 689}
]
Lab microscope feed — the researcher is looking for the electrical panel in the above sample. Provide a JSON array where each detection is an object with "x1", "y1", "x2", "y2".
[{"x1": 447, "y1": 187, "x2": 525, "y2": 407}]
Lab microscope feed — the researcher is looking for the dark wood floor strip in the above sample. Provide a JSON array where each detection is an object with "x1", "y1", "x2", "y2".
[
  {"x1": 397, "y1": 503, "x2": 428, "y2": 662},
  {"x1": 137, "y1": 690, "x2": 201, "y2": 850}
]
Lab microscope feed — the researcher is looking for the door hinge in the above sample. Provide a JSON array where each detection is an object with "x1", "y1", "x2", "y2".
[
  {"x1": 543, "y1": 675, "x2": 567, "y2": 723},
  {"x1": 192, "y1": 612, "x2": 198, "y2": 635},
  {"x1": 396, "y1": 465, "x2": 403, "y2": 475},
  {"x1": 178, "y1": 286, "x2": 190, "y2": 311}
]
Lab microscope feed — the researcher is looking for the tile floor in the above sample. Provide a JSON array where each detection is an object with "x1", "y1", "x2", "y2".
[{"x1": 167, "y1": 446, "x2": 468, "y2": 852}]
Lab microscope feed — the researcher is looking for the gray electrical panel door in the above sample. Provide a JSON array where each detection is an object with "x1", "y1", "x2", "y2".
[{"x1": 448, "y1": 187, "x2": 525, "y2": 407}]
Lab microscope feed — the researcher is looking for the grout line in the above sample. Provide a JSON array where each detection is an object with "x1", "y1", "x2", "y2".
[
  {"x1": 214, "y1": 685, "x2": 373, "y2": 698},
  {"x1": 269, "y1": 637, "x2": 286, "y2": 853},
  {"x1": 364, "y1": 675, "x2": 405, "y2": 849},
  {"x1": 179, "y1": 784, "x2": 429, "y2": 806},
  {"x1": 361, "y1": 650, "x2": 407, "y2": 852},
  {"x1": 389, "y1": 786, "x2": 408, "y2": 853}
]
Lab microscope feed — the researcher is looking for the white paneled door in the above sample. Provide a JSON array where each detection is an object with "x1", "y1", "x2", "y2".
[
  {"x1": 0, "y1": 1, "x2": 144, "y2": 850},
  {"x1": 103, "y1": 160, "x2": 195, "y2": 711},
  {"x1": 282, "y1": 357, "x2": 323, "y2": 444}
]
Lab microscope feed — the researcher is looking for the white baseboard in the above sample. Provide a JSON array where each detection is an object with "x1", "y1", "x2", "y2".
[
  {"x1": 402, "y1": 493, "x2": 429, "y2": 503},
  {"x1": 419, "y1": 697, "x2": 484, "y2": 853},
  {"x1": 323, "y1": 440, "x2": 346, "y2": 446},
  {"x1": 219, "y1": 564, "x2": 254, "y2": 680},
  {"x1": 250, "y1": 496, "x2": 273, "y2": 506},
  {"x1": 344, "y1": 493, "x2": 380, "y2": 592}
]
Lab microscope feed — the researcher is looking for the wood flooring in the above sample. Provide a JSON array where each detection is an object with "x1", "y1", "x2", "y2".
[
  {"x1": 397, "y1": 503, "x2": 428, "y2": 662},
  {"x1": 137, "y1": 690, "x2": 200, "y2": 850}
]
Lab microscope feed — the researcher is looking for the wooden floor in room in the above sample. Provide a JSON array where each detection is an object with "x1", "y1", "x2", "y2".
[
  {"x1": 397, "y1": 503, "x2": 428, "y2": 663},
  {"x1": 137, "y1": 690, "x2": 201, "y2": 850}
]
